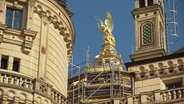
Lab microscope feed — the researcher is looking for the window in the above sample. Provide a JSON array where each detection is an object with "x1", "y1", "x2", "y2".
[
  {"x1": 166, "y1": 82, "x2": 182, "y2": 99},
  {"x1": 105, "y1": 60, "x2": 110, "y2": 64},
  {"x1": 148, "y1": 0, "x2": 153, "y2": 6},
  {"x1": 139, "y1": 0, "x2": 145, "y2": 8},
  {"x1": 6, "y1": 8, "x2": 22, "y2": 30},
  {"x1": 0, "y1": 56, "x2": 8, "y2": 69},
  {"x1": 166, "y1": 82, "x2": 182, "y2": 89},
  {"x1": 141, "y1": 22, "x2": 153, "y2": 46},
  {"x1": 13, "y1": 58, "x2": 20, "y2": 72}
]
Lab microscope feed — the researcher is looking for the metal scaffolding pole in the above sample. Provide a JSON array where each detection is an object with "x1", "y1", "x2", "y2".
[{"x1": 69, "y1": 63, "x2": 80, "y2": 104}]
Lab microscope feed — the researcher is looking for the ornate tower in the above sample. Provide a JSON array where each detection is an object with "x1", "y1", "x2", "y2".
[
  {"x1": 131, "y1": 0, "x2": 167, "y2": 61},
  {"x1": 0, "y1": 0, "x2": 75, "y2": 103}
]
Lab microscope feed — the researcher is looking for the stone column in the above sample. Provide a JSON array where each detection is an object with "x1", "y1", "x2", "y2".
[
  {"x1": 127, "y1": 96, "x2": 133, "y2": 104},
  {"x1": 145, "y1": 0, "x2": 148, "y2": 7},
  {"x1": 7, "y1": 56, "x2": 13, "y2": 70},
  {"x1": 154, "y1": 90, "x2": 161, "y2": 102}
]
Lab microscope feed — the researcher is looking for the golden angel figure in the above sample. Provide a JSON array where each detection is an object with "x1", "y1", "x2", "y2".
[{"x1": 96, "y1": 12, "x2": 115, "y2": 46}]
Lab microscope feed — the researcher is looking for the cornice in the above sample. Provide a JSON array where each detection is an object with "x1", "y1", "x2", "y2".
[
  {"x1": 33, "y1": 3, "x2": 74, "y2": 62},
  {"x1": 132, "y1": 5, "x2": 165, "y2": 21},
  {"x1": 0, "y1": 24, "x2": 37, "y2": 54}
]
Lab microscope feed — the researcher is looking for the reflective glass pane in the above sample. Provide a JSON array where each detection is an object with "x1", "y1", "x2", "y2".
[
  {"x1": 14, "y1": 10, "x2": 22, "y2": 30},
  {"x1": 5, "y1": 8, "x2": 13, "y2": 28}
]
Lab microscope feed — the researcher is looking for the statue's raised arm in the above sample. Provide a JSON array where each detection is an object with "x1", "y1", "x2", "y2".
[{"x1": 96, "y1": 12, "x2": 115, "y2": 46}]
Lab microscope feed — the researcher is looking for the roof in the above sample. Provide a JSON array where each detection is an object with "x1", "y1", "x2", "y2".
[
  {"x1": 171, "y1": 46, "x2": 184, "y2": 55},
  {"x1": 125, "y1": 46, "x2": 184, "y2": 68}
]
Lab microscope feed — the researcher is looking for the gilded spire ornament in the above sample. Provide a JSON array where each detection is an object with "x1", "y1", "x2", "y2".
[{"x1": 96, "y1": 12, "x2": 115, "y2": 46}]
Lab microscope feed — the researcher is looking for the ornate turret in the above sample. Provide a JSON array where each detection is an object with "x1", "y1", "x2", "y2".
[{"x1": 130, "y1": 0, "x2": 167, "y2": 61}]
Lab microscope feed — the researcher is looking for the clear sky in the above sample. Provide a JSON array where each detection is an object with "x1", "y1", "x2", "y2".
[{"x1": 67, "y1": 0, "x2": 184, "y2": 69}]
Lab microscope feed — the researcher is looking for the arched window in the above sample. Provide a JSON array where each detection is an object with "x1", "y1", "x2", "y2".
[
  {"x1": 139, "y1": 0, "x2": 145, "y2": 8},
  {"x1": 141, "y1": 22, "x2": 153, "y2": 46}
]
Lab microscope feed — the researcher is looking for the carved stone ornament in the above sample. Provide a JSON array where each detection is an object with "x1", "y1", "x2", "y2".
[
  {"x1": 34, "y1": 4, "x2": 73, "y2": 61},
  {"x1": 0, "y1": 23, "x2": 37, "y2": 54},
  {"x1": 23, "y1": 29, "x2": 37, "y2": 54}
]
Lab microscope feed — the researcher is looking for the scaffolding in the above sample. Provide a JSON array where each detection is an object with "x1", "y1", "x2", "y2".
[
  {"x1": 166, "y1": 0, "x2": 179, "y2": 52},
  {"x1": 68, "y1": 49, "x2": 133, "y2": 104}
]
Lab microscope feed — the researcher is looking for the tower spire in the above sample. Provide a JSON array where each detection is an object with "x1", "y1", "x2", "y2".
[{"x1": 131, "y1": 0, "x2": 167, "y2": 61}]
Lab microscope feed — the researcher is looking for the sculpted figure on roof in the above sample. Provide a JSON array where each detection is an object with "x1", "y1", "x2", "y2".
[{"x1": 96, "y1": 12, "x2": 115, "y2": 46}]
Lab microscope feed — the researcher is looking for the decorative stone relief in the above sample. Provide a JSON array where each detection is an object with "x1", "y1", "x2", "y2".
[
  {"x1": 23, "y1": 29, "x2": 37, "y2": 54},
  {"x1": 34, "y1": 4, "x2": 74, "y2": 61},
  {"x1": 0, "y1": 23, "x2": 37, "y2": 54}
]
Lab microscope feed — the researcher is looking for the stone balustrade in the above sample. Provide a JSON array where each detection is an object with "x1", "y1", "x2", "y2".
[
  {"x1": 0, "y1": 70, "x2": 67, "y2": 104},
  {"x1": 160, "y1": 87, "x2": 184, "y2": 102},
  {"x1": 127, "y1": 87, "x2": 184, "y2": 104},
  {"x1": 0, "y1": 70, "x2": 34, "y2": 91},
  {"x1": 51, "y1": 88, "x2": 68, "y2": 104}
]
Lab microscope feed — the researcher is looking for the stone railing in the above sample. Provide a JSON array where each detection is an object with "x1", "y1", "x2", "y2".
[
  {"x1": 51, "y1": 88, "x2": 68, "y2": 104},
  {"x1": 0, "y1": 70, "x2": 34, "y2": 91},
  {"x1": 0, "y1": 70, "x2": 67, "y2": 104},
  {"x1": 127, "y1": 87, "x2": 184, "y2": 104},
  {"x1": 160, "y1": 87, "x2": 184, "y2": 102},
  {"x1": 135, "y1": 65, "x2": 184, "y2": 81}
]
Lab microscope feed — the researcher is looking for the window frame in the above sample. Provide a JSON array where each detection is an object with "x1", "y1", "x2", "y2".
[
  {"x1": 5, "y1": 7, "x2": 23, "y2": 30},
  {"x1": 139, "y1": 0, "x2": 145, "y2": 8},
  {"x1": 12, "y1": 58, "x2": 20, "y2": 72},
  {"x1": 5, "y1": 1, "x2": 26, "y2": 31},
  {"x1": 0, "y1": 55, "x2": 8, "y2": 69},
  {"x1": 140, "y1": 22, "x2": 154, "y2": 47}
]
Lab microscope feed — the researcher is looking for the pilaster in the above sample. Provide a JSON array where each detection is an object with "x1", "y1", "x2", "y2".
[
  {"x1": 26, "y1": 0, "x2": 36, "y2": 30},
  {"x1": 0, "y1": 0, "x2": 5, "y2": 24},
  {"x1": 38, "y1": 17, "x2": 49, "y2": 79}
]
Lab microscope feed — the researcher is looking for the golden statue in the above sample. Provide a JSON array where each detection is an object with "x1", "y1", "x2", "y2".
[{"x1": 96, "y1": 12, "x2": 115, "y2": 46}]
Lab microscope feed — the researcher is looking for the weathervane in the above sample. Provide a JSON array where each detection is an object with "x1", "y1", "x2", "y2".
[{"x1": 96, "y1": 11, "x2": 115, "y2": 46}]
